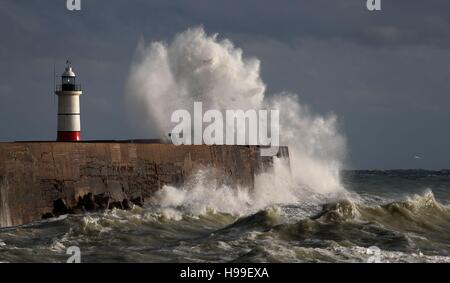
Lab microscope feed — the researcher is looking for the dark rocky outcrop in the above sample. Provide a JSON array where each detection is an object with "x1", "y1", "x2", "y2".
[
  {"x1": 44, "y1": 192, "x2": 135, "y2": 219},
  {"x1": 93, "y1": 192, "x2": 110, "y2": 210},
  {"x1": 81, "y1": 193, "x2": 97, "y2": 211},
  {"x1": 122, "y1": 199, "x2": 132, "y2": 210},
  {"x1": 130, "y1": 195, "x2": 145, "y2": 207},
  {"x1": 53, "y1": 198, "x2": 70, "y2": 215},
  {"x1": 42, "y1": 212, "x2": 55, "y2": 219}
]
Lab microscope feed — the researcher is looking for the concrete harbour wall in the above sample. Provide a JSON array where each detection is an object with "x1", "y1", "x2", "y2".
[{"x1": 0, "y1": 142, "x2": 288, "y2": 228}]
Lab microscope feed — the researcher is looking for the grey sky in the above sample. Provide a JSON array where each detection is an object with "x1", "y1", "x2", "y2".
[{"x1": 0, "y1": 0, "x2": 449, "y2": 169}]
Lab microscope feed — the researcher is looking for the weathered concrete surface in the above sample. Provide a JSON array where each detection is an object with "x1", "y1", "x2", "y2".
[{"x1": 0, "y1": 142, "x2": 288, "y2": 228}]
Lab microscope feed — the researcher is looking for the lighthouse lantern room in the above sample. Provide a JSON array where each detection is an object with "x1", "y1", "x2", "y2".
[{"x1": 55, "y1": 61, "x2": 83, "y2": 141}]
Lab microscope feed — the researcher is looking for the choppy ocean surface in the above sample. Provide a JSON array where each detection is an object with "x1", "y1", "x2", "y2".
[{"x1": 0, "y1": 170, "x2": 449, "y2": 263}]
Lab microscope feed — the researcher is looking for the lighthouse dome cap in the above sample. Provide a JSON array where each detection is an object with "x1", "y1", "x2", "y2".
[{"x1": 62, "y1": 66, "x2": 76, "y2": 77}]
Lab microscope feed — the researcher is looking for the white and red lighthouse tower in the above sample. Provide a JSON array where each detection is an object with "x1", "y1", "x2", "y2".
[{"x1": 55, "y1": 62, "x2": 83, "y2": 141}]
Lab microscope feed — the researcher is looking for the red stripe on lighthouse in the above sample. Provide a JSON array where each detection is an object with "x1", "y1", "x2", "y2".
[{"x1": 57, "y1": 131, "x2": 81, "y2": 142}]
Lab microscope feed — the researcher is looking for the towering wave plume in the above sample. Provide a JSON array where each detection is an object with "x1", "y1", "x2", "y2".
[
  {"x1": 126, "y1": 27, "x2": 348, "y2": 214},
  {"x1": 126, "y1": 28, "x2": 264, "y2": 136}
]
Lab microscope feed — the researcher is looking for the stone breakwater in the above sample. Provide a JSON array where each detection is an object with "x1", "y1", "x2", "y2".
[{"x1": 0, "y1": 142, "x2": 289, "y2": 228}]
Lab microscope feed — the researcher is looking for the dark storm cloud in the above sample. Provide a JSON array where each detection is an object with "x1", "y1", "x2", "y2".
[{"x1": 0, "y1": 0, "x2": 449, "y2": 169}]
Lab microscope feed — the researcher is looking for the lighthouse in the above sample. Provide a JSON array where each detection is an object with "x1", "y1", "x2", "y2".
[{"x1": 55, "y1": 62, "x2": 83, "y2": 141}]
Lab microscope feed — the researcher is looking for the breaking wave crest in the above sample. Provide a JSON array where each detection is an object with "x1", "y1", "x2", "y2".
[
  {"x1": 312, "y1": 189, "x2": 450, "y2": 225},
  {"x1": 266, "y1": 190, "x2": 450, "y2": 260}
]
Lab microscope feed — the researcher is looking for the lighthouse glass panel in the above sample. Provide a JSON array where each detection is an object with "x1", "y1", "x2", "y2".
[{"x1": 62, "y1": 76, "x2": 75, "y2": 85}]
